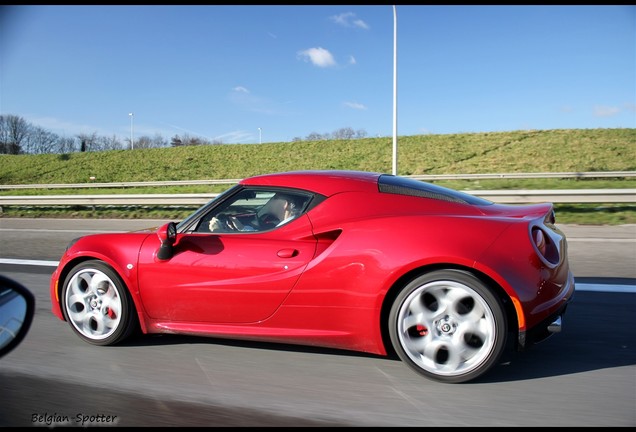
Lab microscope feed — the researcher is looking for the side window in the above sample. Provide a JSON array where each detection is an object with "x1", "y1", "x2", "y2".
[{"x1": 198, "y1": 189, "x2": 311, "y2": 233}]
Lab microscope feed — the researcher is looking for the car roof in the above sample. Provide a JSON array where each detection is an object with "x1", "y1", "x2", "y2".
[{"x1": 240, "y1": 170, "x2": 382, "y2": 197}]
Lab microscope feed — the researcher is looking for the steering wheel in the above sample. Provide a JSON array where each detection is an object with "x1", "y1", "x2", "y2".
[
  {"x1": 215, "y1": 214, "x2": 239, "y2": 231},
  {"x1": 258, "y1": 212, "x2": 279, "y2": 229}
]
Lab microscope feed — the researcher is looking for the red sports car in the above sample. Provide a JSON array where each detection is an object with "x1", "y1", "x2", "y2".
[{"x1": 49, "y1": 170, "x2": 575, "y2": 383}]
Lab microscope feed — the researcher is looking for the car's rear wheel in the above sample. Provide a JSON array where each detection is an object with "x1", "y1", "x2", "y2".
[
  {"x1": 389, "y1": 269, "x2": 507, "y2": 384},
  {"x1": 61, "y1": 260, "x2": 136, "y2": 346}
]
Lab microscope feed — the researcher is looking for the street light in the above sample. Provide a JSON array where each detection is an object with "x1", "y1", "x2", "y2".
[
  {"x1": 392, "y1": 5, "x2": 398, "y2": 175},
  {"x1": 128, "y1": 112, "x2": 134, "y2": 150},
  {"x1": 258, "y1": 127, "x2": 262, "y2": 145}
]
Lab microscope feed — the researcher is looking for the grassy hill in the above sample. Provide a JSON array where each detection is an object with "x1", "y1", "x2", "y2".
[
  {"x1": 1, "y1": 128, "x2": 635, "y2": 224},
  {"x1": 1, "y1": 128, "x2": 635, "y2": 183}
]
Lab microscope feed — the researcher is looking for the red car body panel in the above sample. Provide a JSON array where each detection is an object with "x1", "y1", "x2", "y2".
[
  {"x1": 241, "y1": 170, "x2": 381, "y2": 196},
  {"x1": 50, "y1": 170, "x2": 574, "y2": 358},
  {"x1": 136, "y1": 215, "x2": 317, "y2": 324}
]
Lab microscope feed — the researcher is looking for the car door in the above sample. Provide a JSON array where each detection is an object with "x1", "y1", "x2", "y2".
[{"x1": 136, "y1": 214, "x2": 317, "y2": 324}]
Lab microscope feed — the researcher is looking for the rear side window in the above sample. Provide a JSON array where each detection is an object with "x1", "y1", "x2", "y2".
[{"x1": 378, "y1": 174, "x2": 493, "y2": 206}]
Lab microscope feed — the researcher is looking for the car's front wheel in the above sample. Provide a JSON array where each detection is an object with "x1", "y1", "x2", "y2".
[
  {"x1": 61, "y1": 260, "x2": 136, "y2": 346},
  {"x1": 389, "y1": 269, "x2": 507, "y2": 384}
]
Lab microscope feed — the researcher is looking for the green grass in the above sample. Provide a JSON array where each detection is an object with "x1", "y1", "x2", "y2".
[{"x1": 1, "y1": 128, "x2": 635, "y2": 224}]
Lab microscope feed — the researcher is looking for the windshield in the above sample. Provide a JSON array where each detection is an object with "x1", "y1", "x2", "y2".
[{"x1": 176, "y1": 185, "x2": 241, "y2": 231}]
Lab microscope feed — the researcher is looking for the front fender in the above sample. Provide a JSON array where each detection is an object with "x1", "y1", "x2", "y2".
[{"x1": 50, "y1": 232, "x2": 151, "y2": 330}]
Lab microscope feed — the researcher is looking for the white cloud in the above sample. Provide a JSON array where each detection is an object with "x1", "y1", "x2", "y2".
[
  {"x1": 233, "y1": 86, "x2": 250, "y2": 93},
  {"x1": 27, "y1": 115, "x2": 89, "y2": 134},
  {"x1": 330, "y1": 12, "x2": 370, "y2": 30},
  {"x1": 297, "y1": 47, "x2": 337, "y2": 68},
  {"x1": 348, "y1": 55, "x2": 356, "y2": 65},
  {"x1": 594, "y1": 105, "x2": 620, "y2": 118},
  {"x1": 343, "y1": 101, "x2": 367, "y2": 110}
]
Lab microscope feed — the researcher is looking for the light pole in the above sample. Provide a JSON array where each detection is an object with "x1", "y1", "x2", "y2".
[
  {"x1": 258, "y1": 127, "x2": 262, "y2": 144},
  {"x1": 392, "y1": 5, "x2": 398, "y2": 175},
  {"x1": 128, "y1": 112, "x2": 134, "y2": 150}
]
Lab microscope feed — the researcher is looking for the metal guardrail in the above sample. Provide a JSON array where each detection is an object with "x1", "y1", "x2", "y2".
[
  {"x1": 0, "y1": 171, "x2": 634, "y2": 190},
  {"x1": 0, "y1": 179, "x2": 242, "y2": 190},
  {"x1": 0, "y1": 189, "x2": 634, "y2": 206},
  {"x1": 471, "y1": 189, "x2": 635, "y2": 203},
  {"x1": 0, "y1": 172, "x2": 634, "y2": 207}
]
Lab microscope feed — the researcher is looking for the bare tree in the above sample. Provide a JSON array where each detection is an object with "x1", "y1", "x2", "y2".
[
  {"x1": 56, "y1": 136, "x2": 78, "y2": 154},
  {"x1": 0, "y1": 114, "x2": 29, "y2": 154},
  {"x1": 99, "y1": 134, "x2": 124, "y2": 151},
  {"x1": 185, "y1": 136, "x2": 208, "y2": 146},
  {"x1": 170, "y1": 133, "x2": 212, "y2": 146},
  {"x1": 355, "y1": 129, "x2": 368, "y2": 139},
  {"x1": 301, "y1": 128, "x2": 367, "y2": 142},
  {"x1": 332, "y1": 127, "x2": 355, "y2": 140},
  {"x1": 132, "y1": 135, "x2": 150, "y2": 149},
  {"x1": 306, "y1": 132, "x2": 325, "y2": 141},
  {"x1": 150, "y1": 133, "x2": 169, "y2": 148},
  {"x1": 133, "y1": 134, "x2": 169, "y2": 149},
  {"x1": 23, "y1": 127, "x2": 59, "y2": 154},
  {"x1": 1, "y1": 112, "x2": 369, "y2": 154},
  {"x1": 171, "y1": 135, "x2": 183, "y2": 147},
  {"x1": 77, "y1": 132, "x2": 99, "y2": 152}
]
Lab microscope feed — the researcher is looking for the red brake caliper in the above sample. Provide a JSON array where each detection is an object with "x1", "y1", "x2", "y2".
[{"x1": 416, "y1": 324, "x2": 429, "y2": 336}]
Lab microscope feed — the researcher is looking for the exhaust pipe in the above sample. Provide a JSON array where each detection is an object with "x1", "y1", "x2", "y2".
[{"x1": 547, "y1": 316, "x2": 562, "y2": 333}]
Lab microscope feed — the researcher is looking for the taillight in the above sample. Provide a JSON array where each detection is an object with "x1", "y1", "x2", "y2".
[
  {"x1": 532, "y1": 226, "x2": 559, "y2": 265},
  {"x1": 532, "y1": 228, "x2": 546, "y2": 256}
]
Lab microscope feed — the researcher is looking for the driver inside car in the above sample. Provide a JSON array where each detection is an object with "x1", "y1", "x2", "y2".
[{"x1": 208, "y1": 193, "x2": 302, "y2": 232}]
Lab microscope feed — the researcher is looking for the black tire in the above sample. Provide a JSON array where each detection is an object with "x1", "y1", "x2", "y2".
[
  {"x1": 388, "y1": 269, "x2": 507, "y2": 384},
  {"x1": 61, "y1": 260, "x2": 137, "y2": 346}
]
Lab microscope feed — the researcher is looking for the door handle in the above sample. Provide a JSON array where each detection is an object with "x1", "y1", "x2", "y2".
[{"x1": 277, "y1": 248, "x2": 299, "y2": 258}]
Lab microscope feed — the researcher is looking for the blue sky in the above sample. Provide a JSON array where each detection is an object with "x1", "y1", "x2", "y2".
[{"x1": 1, "y1": 5, "x2": 634, "y2": 145}]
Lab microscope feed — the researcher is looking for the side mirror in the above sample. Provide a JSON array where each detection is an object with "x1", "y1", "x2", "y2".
[
  {"x1": 156, "y1": 222, "x2": 177, "y2": 261},
  {"x1": 0, "y1": 275, "x2": 35, "y2": 358}
]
